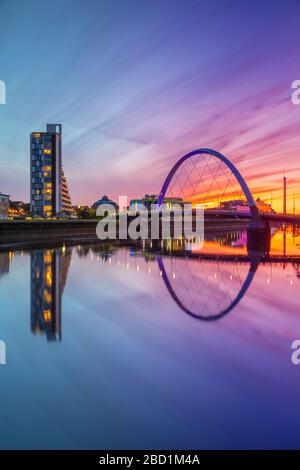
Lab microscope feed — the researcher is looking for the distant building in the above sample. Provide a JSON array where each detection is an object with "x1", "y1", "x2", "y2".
[
  {"x1": 129, "y1": 194, "x2": 185, "y2": 212},
  {"x1": 220, "y1": 198, "x2": 275, "y2": 214},
  {"x1": 74, "y1": 205, "x2": 92, "y2": 218},
  {"x1": 75, "y1": 205, "x2": 90, "y2": 211},
  {"x1": 220, "y1": 199, "x2": 250, "y2": 213},
  {"x1": 0, "y1": 193, "x2": 9, "y2": 219},
  {"x1": 9, "y1": 200, "x2": 30, "y2": 218},
  {"x1": 92, "y1": 195, "x2": 119, "y2": 211},
  {"x1": 30, "y1": 124, "x2": 72, "y2": 217},
  {"x1": 255, "y1": 198, "x2": 275, "y2": 214}
]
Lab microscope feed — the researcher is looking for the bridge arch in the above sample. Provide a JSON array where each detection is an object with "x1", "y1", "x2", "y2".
[{"x1": 157, "y1": 148, "x2": 260, "y2": 222}]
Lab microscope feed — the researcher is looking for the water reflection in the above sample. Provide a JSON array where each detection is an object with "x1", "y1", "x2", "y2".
[
  {"x1": 1, "y1": 227, "x2": 300, "y2": 449},
  {"x1": 157, "y1": 254, "x2": 261, "y2": 321},
  {"x1": 0, "y1": 251, "x2": 10, "y2": 277},
  {"x1": 30, "y1": 247, "x2": 72, "y2": 341},
  {"x1": 2, "y1": 224, "x2": 299, "y2": 341}
]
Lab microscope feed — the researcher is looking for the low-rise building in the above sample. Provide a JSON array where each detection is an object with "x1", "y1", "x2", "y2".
[
  {"x1": 92, "y1": 195, "x2": 119, "y2": 211},
  {"x1": 0, "y1": 193, "x2": 10, "y2": 219},
  {"x1": 220, "y1": 198, "x2": 275, "y2": 214},
  {"x1": 255, "y1": 198, "x2": 275, "y2": 214},
  {"x1": 220, "y1": 199, "x2": 250, "y2": 212},
  {"x1": 9, "y1": 200, "x2": 30, "y2": 218},
  {"x1": 129, "y1": 194, "x2": 186, "y2": 212}
]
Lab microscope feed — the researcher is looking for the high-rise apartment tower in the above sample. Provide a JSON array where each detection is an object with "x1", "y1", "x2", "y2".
[{"x1": 30, "y1": 124, "x2": 72, "y2": 217}]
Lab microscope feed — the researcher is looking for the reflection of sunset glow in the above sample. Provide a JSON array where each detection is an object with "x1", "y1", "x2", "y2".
[
  {"x1": 270, "y1": 228, "x2": 300, "y2": 256},
  {"x1": 190, "y1": 226, "x2": 300, "y2": 257},
  {"x1": 192, "y1": 240, "x2": 247, "y2": 256}
]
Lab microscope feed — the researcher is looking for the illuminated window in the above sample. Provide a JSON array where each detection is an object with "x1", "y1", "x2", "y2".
[
  {"x1": 44, "y1": 166, "x2": 52, "y2": 171},
  {"x1": 44, "y1": 252, "x2": 52, "y2": 263},
  {"x1": 45, "y1": 183, "x2": 52, "y2": 189},
  {"x1": 43, "y1": 310, "x2": 52, "y2": 322},
  {"x1": 44, "y1": 149, "x2": 52, "y2": 155},
  {"x1": 44, "y1": 289, "x2": 52, "y2": 304},
  {"x1": 45, "y1": 267, "x2": 52, "y2": 286},
  {"x1": 34, "y1": 133, "x2": 41, "y2": 138}
]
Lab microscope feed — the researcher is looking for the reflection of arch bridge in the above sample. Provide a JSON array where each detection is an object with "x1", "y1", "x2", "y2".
[
  {"x1": 157, "y1": 252, "x2": 261, "y2": 321},
  {"x1": 157, "y1": 252, "x2": 300, "y2": 321}
]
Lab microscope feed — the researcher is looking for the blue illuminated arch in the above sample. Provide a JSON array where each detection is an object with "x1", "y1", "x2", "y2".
[{"x1": 157, "y1": 148, "x2": 260, "y2": 221}]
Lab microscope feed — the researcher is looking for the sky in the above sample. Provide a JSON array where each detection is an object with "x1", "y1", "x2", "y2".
[{"x1": 0, "y1": 0, "x2": 300, "y2": 211}]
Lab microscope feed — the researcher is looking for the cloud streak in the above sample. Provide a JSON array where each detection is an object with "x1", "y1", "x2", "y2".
[{"x1": 0, "y1": 0, "x2": 299, "y2": 208}]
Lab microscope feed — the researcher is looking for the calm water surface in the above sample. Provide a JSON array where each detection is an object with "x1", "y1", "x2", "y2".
[{"x1": 0, "y1": 227, "x2": 300, "y2": 449}]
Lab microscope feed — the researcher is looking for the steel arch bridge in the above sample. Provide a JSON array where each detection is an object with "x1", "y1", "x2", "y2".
[{"x1": 157, "y1": 148, "x2": 260, "y2": 223}]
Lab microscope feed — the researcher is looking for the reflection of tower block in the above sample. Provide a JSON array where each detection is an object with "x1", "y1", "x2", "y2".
[
  {"x1": 30, "y1": 248, "x2": 71, "y2": 341},
  {"x1": 0, "y1": 252, "x2": 10, "y2": 277},
  {"x1": 295, "y1": 264, "x2": 300, "y2": 279}
]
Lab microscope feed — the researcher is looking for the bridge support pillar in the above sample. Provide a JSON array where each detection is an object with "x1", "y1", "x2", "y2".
[{"x1": 247, "y1": 221, "x2": 271, "y2": 256}]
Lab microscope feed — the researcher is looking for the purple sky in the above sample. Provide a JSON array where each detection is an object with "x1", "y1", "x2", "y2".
[{"x1": 0, "y1": 0, "x2": 300, "y2": 211}]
